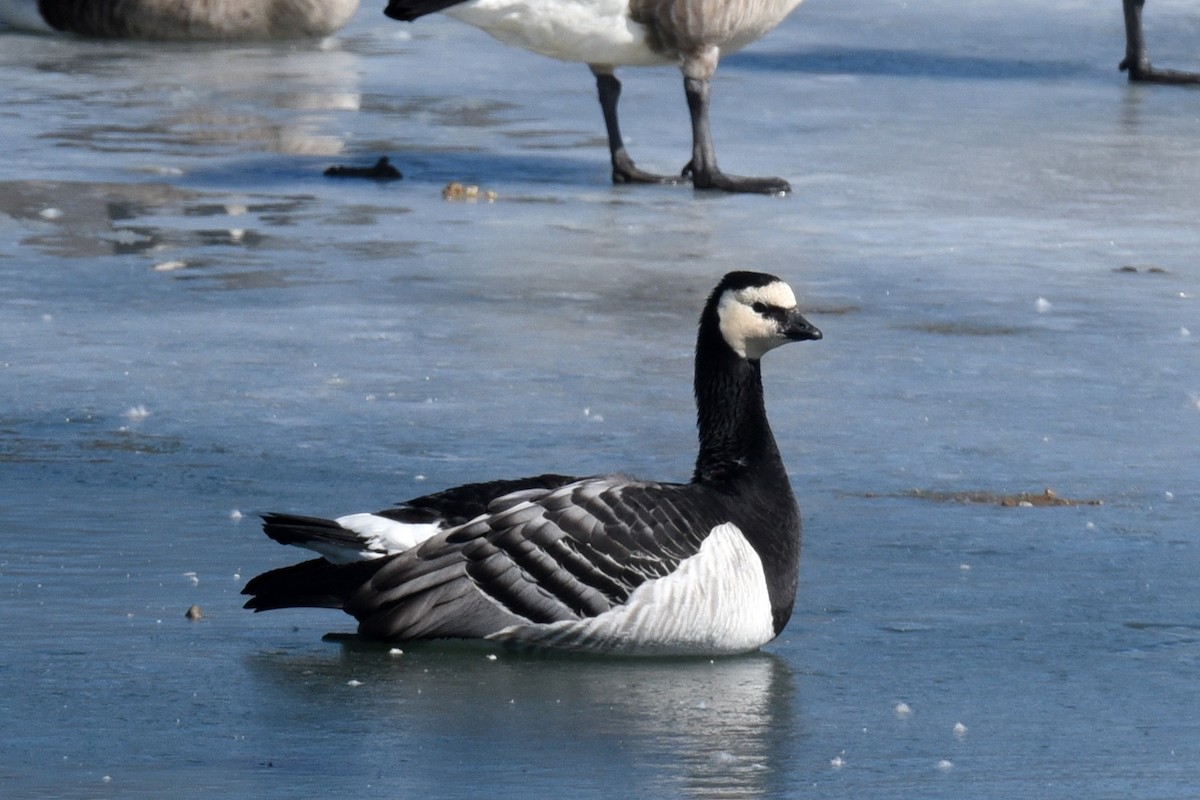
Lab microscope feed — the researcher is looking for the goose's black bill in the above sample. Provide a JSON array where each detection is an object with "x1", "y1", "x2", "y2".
[{"x1": 784, "y1": 311, "x2": 822, "y2": 343}]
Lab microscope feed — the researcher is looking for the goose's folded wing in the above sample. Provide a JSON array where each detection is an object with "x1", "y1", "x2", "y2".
[
  {"x1": 260, "y1": 473, "x2": 580, "y2": 564},
  {"x1": 380, "y1": 472, "x2": 579, "y2": 528},
  {"x1": 346, "y1": 477, "x2": 722, "y2": 640}
]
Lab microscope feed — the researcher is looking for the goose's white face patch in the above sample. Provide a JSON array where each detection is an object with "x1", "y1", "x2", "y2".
[
  {"x1": 488, "y1": 523, "x2": 775, "y2": 655},
  {"x1": 717, "y1": 281, "x2": 799, "y2": 360}
]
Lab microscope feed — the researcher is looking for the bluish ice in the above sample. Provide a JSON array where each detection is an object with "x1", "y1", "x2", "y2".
[{"x1": 1, "y1": 1, "x2": 1198, "y2": 797}]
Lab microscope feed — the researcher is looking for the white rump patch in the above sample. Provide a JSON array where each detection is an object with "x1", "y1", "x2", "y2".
[
  {"x1": 318, "y1": 513, "x2": 441, "y2": 563},
  {"x1": 718, "y1": 281, "x2": 799, "y2": 360},
  {"x1": 489, "y1": 523, "x2": 775, "y2": 655}
]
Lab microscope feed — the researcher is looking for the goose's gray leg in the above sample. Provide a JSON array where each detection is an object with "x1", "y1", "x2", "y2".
[
  {"x1": 680, "y1": 52, "x2": 790, "y2": 195},
  {"x1": 591, "y1": 67, "x2": 681, "y2": 185},
  {"x1": 1120, "y1": 0, "x2": 1200, "y2": 84}
]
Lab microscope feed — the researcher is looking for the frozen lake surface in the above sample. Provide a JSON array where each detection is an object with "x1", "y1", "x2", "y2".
[{"x1": 2, "y1": 1, "x2": 1199, "y2": 797}]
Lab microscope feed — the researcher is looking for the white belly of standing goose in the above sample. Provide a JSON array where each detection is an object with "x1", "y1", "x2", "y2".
[{"x1": 444, "y1": 0, "x2": 669, "y2": 66}]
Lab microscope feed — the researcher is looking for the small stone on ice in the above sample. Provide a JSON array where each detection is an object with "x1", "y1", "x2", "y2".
[
  {"x1": 442, "y1": 181, "x2": 497, "y2": 202},
  {"x1": 185, "y1": 605, "x2": 203, "y2": 621}
]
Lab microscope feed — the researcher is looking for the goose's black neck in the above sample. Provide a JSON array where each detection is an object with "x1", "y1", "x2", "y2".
[
  {"x1": 691, "y1": 318, "x2": 787, "y2": 489},
  {"x1": 690, "y1": 291, "x2": 803, "y2": 637}
]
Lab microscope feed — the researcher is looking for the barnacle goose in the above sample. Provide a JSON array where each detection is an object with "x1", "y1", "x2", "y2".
[
  {"x1": 1121, "y1": 0, "x2": 1200, "y2": 83},
  {"x1": 0, "y1": 0, "x2": 359, "y2": 39},
  {"x1": 380, "y1": 0, "x2": 807, "y2": 194},
  {"x1": 243, "y1": 271, "x2": 822, "y2": 655}
]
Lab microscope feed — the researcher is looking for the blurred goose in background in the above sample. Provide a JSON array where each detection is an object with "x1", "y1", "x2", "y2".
[
  {"x1": 243, "y1": 271, "x2": 823, "y2": 655},
  {"x1": 0, "y1": 0, "x2": 359, "y2": 39},
  {"x1": 382, "y1": 0, "x2": 806, "y2": 194},
  {"x1": 1121, "y1": 0, "x2": 1200, "y2": 83}
]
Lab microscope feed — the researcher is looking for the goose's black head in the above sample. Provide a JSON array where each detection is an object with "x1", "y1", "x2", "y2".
[{"x1": 706, "y1": 271, "x2": 822, "y2": 361}]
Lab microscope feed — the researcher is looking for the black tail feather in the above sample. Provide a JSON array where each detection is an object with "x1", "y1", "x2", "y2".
[
  {"x1": 261, "y1": 512, "x2": 366, "y2": 552},
  {"x1": 242, "y1": 558, "x2": 384, "y2": 612},
  {"x1": 384, "y1": 0, "x2": 472, "y2": 22}
]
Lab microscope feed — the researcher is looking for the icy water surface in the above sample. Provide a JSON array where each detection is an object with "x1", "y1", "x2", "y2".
[{"x1": 2, "y1": 1, "x2": 1199, "y2": 797}]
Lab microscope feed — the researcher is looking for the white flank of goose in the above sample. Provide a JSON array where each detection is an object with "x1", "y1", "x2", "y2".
[
  {"x1": 380, "y1": 0, "x2": 807, "y2": 194},
  {"x1": 0, "y1": 0, "x2": 359, "y2": 39},
  {"x1": 244, "y1": 271, "x2": 822, "y2": 656}
]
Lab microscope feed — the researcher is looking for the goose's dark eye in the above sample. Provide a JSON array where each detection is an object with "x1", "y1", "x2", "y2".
[{"x1": 752, "y1": 302, "x2": 768, "y2": 314}]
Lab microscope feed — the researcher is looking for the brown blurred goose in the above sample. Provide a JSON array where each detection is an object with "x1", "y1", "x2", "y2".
[{"x1": 0, "y1": 0, "x2": 359, "y2": 39}]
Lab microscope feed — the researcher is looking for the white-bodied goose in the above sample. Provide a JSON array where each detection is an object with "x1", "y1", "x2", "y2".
[
  {"x1": 1121, "y1": 0, "x2": 1200, "y2": 84},
  {"x1": 381, "y1": 0, "x2": 806, "y2": 194},
  {"x1": 0, "y1": 0, "x2": 359, "y2": 39},
  {"x1": 243, "y1": 271, "x2": 822, "y2": 655}
]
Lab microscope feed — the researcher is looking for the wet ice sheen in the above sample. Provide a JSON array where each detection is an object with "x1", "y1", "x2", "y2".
[{"x1": 2, "y1": 1, "x2": 1199, "y2": 798}]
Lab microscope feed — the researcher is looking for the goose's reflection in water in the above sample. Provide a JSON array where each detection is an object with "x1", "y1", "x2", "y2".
[
  {"x1": 24, "y1": 38, "x2": 362, "y2": 159},
  {"x1": 246, "y1": 640, "x2": 798, "y2": 798}
]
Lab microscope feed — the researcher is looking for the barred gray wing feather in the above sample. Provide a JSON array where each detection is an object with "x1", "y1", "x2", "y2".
[
  {"x1": 346, "y1": 477, "x2": 727, "y2": 641},
  {"x1": 377, "y1": 473, "x2": 577, "y2": 528}
]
